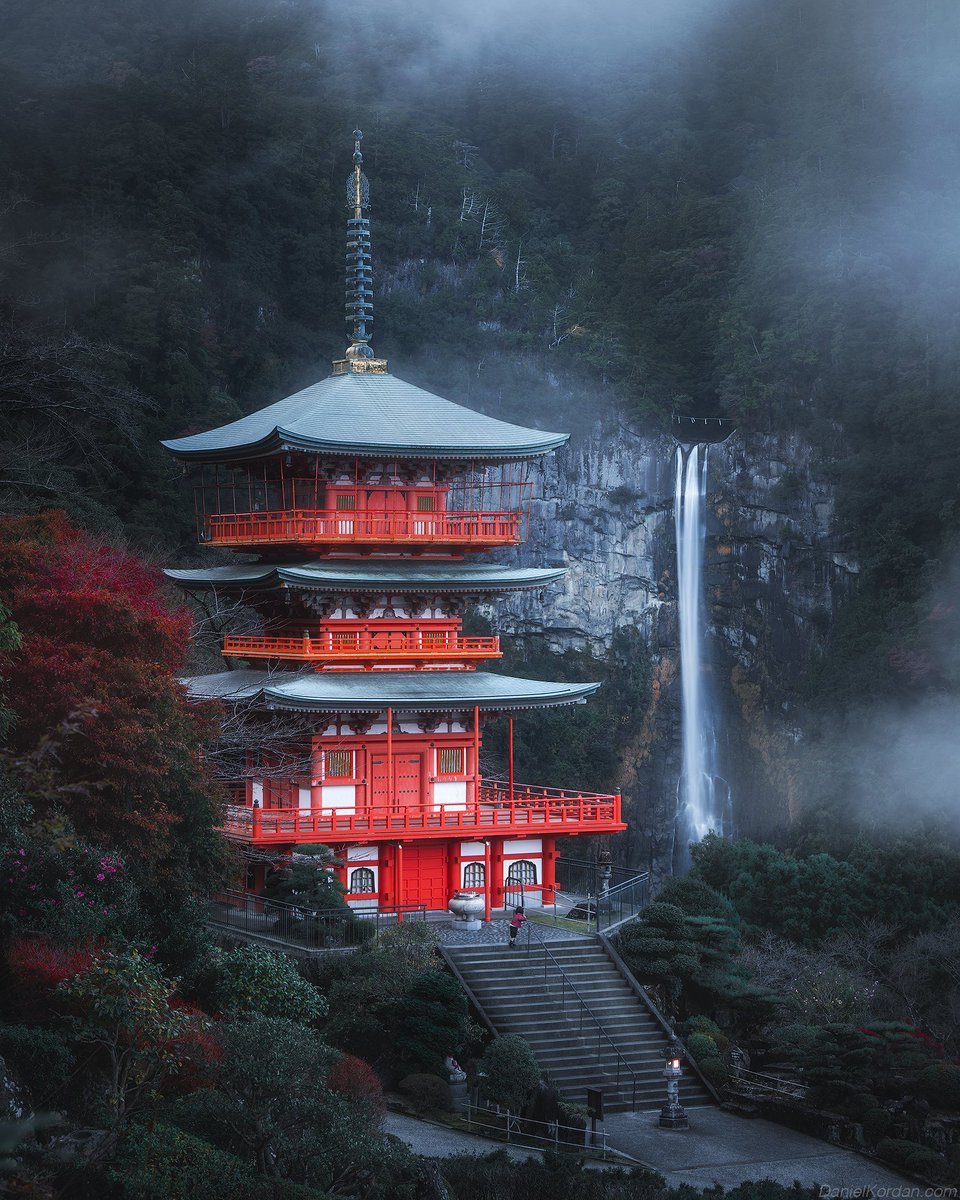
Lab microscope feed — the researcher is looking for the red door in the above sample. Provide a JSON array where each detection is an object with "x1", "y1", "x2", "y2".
[
  {"x1": 402, "y1": 843, "x2": 448, "y2": 910},
  {"x1": 370, "y1": 752, "x2": 424, "y2": 808}
]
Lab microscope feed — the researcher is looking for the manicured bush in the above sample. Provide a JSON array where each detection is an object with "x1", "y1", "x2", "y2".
[
  {"x1": 697, "y1": 1057, "x2": 731, "y2": 1088},
  {"x1": 685, "y1": 1014, "x2": 725, "y2": 1042},
  {"x1": 0, "y1": 1025, "x2": 75, "y2": 1106},
  {"x1": 398, "y1": 1072, "x2": 451, "y2": 1113},
  {"x1": 861, "y1": 1107, "x2": 893, "y2": 1141},
  {"x1": 479, "y1": 1035, "x2": 542, "y2": 1114},
  {"x1": 876, "y1": 1138, "x2": 947, "y2": 1178},
  {"x1": 111, "y1": 1122, "x2": 319, "y2": 1199},
  {"x1": 390, "y1": 969, "x2": 468, "y2": 1074},
  {"x1": 836, "y1": 1092, "x2": 879, "y2": 1120},
  {"x1": 194, "y1": 945, "x2": 327, "y2": 1024},
  {"x1": 686, "y1": 1032, "x2": 721, "y2": 1062},
  {"x1": 914, "y1": 1062, "x2": 960, "y2": 1110},
  {"x1": 328, "y1": 1055, "x2": 384, "y2": 1114}
]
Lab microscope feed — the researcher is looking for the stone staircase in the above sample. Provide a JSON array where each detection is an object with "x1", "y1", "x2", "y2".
[{"x1": 443, "y1": 936, "x2": 714, "y2": 1112}]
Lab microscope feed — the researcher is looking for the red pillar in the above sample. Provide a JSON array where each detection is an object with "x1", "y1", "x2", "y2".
[
  {"x1": 395, "y1": 841, "x2": 404, "y2": 917},
  {"x1": 508, "y1": 716, "x2": 514, "y2": 804},
  {"x1": 386, "y1": 707, "x2": 393, "y2": 807},
  {"x1": 483, "y1": 840, "x2": 491, "y2": 922},
  {"x1": 380, "y1": 844, "x2": 395, "y2": 906},
  {"x1": 541, "y1": 836, "x2": 557, "y2": 905},
  {"x1": 447, "y1": 843, "x2": 461, "y2": 899},
  {"x1": 491, "y1": 837, "x2": 505, "y2": 911},
  {"x1": 473, "y1": 705, "x2": 481, "y2": 805}
]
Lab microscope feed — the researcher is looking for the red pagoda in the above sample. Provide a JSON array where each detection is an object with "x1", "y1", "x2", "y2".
[{"x1": 164, "y1": 131, "x2": 624, "y2": 916}]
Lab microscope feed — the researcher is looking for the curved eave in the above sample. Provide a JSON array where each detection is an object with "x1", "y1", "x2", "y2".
[
  {"x1": 162, "y1": 432, "x2": 568, "y2": 464},
  {"x1": 164, "y1": 564, "x2": 567, "y2": 595},
  {"x1": 162, "y1": 370, "x2": 568, "y2": 464},
  {"x1": 180, "y1": 669, "x2": 599, "y2": 714}
]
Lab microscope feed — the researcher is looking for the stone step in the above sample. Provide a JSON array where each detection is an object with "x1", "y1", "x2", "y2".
[{"x1": 442, "y1": 936, "x2": 715, "y2": 1115}]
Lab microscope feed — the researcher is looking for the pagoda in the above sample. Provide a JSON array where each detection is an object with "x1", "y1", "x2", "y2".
[{"x1": 164, "y1": 131, "x2": 625, "y2": 916}]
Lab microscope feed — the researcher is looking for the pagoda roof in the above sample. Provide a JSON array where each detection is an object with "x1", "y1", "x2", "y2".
[
  {"x1": 181, "y1": 669, "x2": 598, "y2": 713},
  {"x1": 165, "y1": 561, "x2": 565, "y2": 595},
  {"x1": 162, "y1": 370, "x2": 567, "y2": 464}
]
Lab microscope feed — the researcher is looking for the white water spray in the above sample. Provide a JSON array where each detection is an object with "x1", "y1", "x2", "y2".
[{"x1": 674, "y1": 443, "x2": 731, "y2": 869}]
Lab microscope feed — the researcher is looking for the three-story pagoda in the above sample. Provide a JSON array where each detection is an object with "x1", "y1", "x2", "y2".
[{"x1": 164, "y1": 131, "x2": 624, "y2": 916}]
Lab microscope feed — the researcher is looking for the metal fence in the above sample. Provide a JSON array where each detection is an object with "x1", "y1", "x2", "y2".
[
  {"x1": 555, "y1": 855, "x2": 646, "y2": 896},
  {"x1": 208, "y1": 890, "x2": 427, "y2": 952},
  {"x1": 549, "y1": 858, "x2": 651, "y2": 933},
  {"x1": 465, "y1": 1098, "x2": 611, "y2": 1159}
]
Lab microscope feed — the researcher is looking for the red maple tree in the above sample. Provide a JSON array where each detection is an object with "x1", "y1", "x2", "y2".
[{"x1": 0, "y1": 512, "x2": 231, "y2": 897}]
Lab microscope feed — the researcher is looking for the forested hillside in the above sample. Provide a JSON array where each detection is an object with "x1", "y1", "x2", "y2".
[{"x1": 1, "y1": 0, "x2": 959, "y2": 773}]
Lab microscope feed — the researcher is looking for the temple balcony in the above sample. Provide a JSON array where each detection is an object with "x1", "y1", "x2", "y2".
[
  {"x1": 200, "y1": 507, "x2": 524, "y2": 549},
  {"x1": 222, "y1": 623, "x2": 502, "y2": 669},
  {"x1": 219, "y1": 780, "x2": 624, "y2": 845}
]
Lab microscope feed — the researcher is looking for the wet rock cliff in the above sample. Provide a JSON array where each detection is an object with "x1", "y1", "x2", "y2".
[{"x1": 486, "y1": 415, "x2": 859, "y2": 875}]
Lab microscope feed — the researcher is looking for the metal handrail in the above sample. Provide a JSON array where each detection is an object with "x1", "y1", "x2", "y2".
[{"x1": 523, "y1": 922, "x2": 642, "y2": 1110}]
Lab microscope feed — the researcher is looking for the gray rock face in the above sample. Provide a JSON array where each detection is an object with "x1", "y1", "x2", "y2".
[{"x1": 487, "y1": 416, "x2": 858, "y2": 873}]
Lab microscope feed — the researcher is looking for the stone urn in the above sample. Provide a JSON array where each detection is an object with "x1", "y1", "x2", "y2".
[{"x1": 448, "y1": 890, "x2": 484, "y2": 931}]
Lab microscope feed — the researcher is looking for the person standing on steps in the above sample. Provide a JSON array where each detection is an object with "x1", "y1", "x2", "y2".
[{"x1": 508, "y1": 906, "x2": 526, "y2": 948}]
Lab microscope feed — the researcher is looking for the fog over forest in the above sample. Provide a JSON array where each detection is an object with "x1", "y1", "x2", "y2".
[{"x1": 3, "y1": 2, "x2": 960, "y2": 1195}]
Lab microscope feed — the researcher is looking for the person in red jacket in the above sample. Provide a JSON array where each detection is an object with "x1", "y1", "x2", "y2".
[{"x1": 508, "y1": 906, "x2": 526, "y2": 948}]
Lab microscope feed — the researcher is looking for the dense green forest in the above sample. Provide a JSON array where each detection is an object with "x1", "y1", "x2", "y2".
[
  {"x1": 2, "y1": 0, "x2": 959, "y2": 707},
  {"x1": 2, "y1": 1, "x2": 960, "y2": 1190}
]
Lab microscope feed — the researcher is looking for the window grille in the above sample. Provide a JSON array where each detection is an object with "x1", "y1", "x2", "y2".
[
  {"x1": 324, "y1": 750, "x2": 352, "y2": 778},
  {"x1": 335, "y1": 494, "x2": 356, "y2": 510},
  {"x1": 416, "y1": 495, "x2": 435, "y2": 511},
  {"x1": 463, "y1": 862, "x2": 485, "y2": 887},
  {"x1": 349, "y1": 867, "x2": 375, "y2": 894},
  {"x1": 506, "y1": 860, "x2": 537, "y2": 886},
  {"x1": 438, "y1": 747, "x2": 464, "y2": 774}
]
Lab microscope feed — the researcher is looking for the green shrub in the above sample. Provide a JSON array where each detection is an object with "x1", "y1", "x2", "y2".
[
  {"x1": 111, "y1": 1122, "x2": 320, "y2": 1199},
  {"x1": 861, "y1": 1108, "x2": 893, "y2": 1141},
  {"x1": 194, "y1": 945, "x2": 327, "y2": 1024},
  {"x1": 876, "y1": 1138, "x2": 946, "y2": 1177},
  {"x1": 697, "y1": 1057, "x2": 731, "y2": 1088},
  {"x1": 914, "y1": 1063, "x2": 960, "y2": 1110},
  {"x1": 479, "y1": 1034, "x2": 542, "y2": 1113},
  {"x1": 0, "y1": 1025, "x2": 75, "y2": 1106},
  {"x1": 390, "y1": 970, "x2": 468, "y2": 1074},
  {"x1": 686, "y1": 1032, "x2": 721, "y2": 1062},
  {"x1": 398, "y1": 1072, "x2": 451, "y2": 1113},
  {"x1": 837, "y1": 1092, "x2": 878, "y2": 1120},
  {"x1": 684, "y1": 1015, "x2": 724, "y2": 1042}
]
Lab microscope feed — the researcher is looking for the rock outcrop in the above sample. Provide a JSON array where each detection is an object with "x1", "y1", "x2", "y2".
[{"x1": 487, "y1": 414, "x2": 859, "y2": 874}]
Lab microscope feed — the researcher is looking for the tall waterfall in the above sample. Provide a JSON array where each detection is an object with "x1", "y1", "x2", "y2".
[{"x1": 674, "y1": 443, "x2": 731, "y2": 870}]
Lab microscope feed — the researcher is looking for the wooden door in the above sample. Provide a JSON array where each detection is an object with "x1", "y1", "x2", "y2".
[
  {"x1": 402, "y1": 843, "x2": 448, "y2": 910},
  {"x1": 369, "y1": 752, "x2": 424, "y2": 808}
]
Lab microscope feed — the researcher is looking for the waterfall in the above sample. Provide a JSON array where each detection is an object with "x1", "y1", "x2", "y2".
[{"x1": 674, "y1": 443, "x2": 731, "y2": 870}]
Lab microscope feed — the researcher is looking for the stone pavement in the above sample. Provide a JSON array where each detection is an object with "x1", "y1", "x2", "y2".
[
  {"x1": 604, "y1": 1106, "x2": 913, "y2": 1191},
  {"x1": 383, "y1": 1112, "x2": 541, "y2": 1163},
  {"x1": 435, "y1": 916, "x2": 590, "y2": 947},
  {"x1": 384, "y1": 1108, "x2": 915, "y2": 1191}
]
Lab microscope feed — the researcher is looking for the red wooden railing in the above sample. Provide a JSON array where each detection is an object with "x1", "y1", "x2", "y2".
[
  {"x1": 201, "y1": 508, "x2": 523, "y2": 548},
  {"x1": 222, "y1": 627, "x2": 501, "y2": 665},
  {"x1": 220, "y1": 783, "x2": 623, "y2": 844}
]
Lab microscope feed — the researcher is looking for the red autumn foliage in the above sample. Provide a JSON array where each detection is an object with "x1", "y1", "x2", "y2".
[
  {"x1": 7, "y1": 935, "x2": 94, "y2": 992},
  {"x1": 165, "y1": 998, "x2": 223, "y2": 1095},
  {"x1": 0, "y1": 512, "x2": 231, "y2": 894},
  {"x1": 328, "y1": 1054, "x2": 384, "y2": 1113},
  {"x1": 6, "y1": 935, "x2": 95, "y2": 1019}
]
